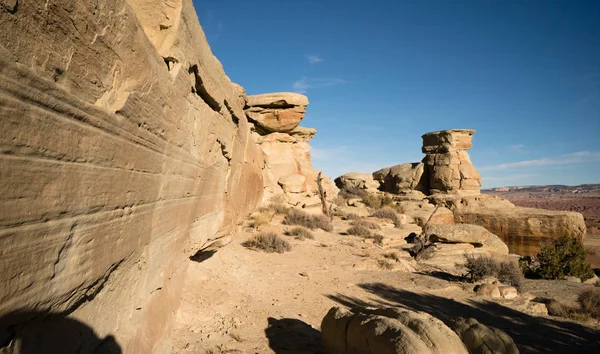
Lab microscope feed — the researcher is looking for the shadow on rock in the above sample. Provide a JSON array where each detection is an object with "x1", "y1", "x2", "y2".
[
  {"x1": 327, "y1": 282, "x2": 600, "y2": 354},
  {"x1": 0, "y1": 311, "x2": 121, "y2": 354},
  {"x1": 265, "y1": 317, "x2": 322, "y2": 354}
]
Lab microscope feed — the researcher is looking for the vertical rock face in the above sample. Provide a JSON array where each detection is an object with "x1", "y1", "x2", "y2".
[
  {"x1": 0, "y1": 1, "x2": 262, "y2": 352},
  {"x1": 422, "y1": 129, "x2": 482, "y2": 195},
  {"x1": 246, "y1": 93, "x2": 337, "y2": 206}
]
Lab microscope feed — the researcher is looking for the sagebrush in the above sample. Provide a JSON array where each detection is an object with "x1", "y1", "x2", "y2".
[
  {"x1": 464, "y1": 254, "x2": 522, "y2": 287},
  {"x1": 285, "y1": 226, "x2": 314, "y2": 240},
  {"x1": 283, "y1": 209, "x2": 333, "y2": 232},
  {"x1": 371, "y1": 207, "x2": 402, "y2": 228},
  {"x1": 242, "y1": 232, "x2": 291, "y2": 253}
]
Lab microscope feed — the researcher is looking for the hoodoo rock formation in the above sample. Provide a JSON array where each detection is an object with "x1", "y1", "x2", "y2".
[
  {"x1": 336, "y1": 129, "x2": 586, "y2": 256},
  {"x1": 246, "y1": 92, "x2": 337, "y2": 206},
  {"x1": 0, "y1": 1, "x2": 333, "y2": 352}
]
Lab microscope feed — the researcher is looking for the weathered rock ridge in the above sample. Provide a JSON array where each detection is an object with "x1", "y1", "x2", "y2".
[
  {"x1": 0, "y1": 1, "x2": 333, "y2": 353},
  {"x1": 336, "y1": 129, "x2": 586, "y2": 256}
]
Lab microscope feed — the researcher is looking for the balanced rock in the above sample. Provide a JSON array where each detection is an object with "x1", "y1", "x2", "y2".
[
  {"x1": 373, "y1": 163, "x2": 429, "y2": 194},
  {"x1": 449, "y1": 317, "x2": 519, "y2": 354},
  {"x1": 321, "y1": 307, "x2": 469, "y2": 354},
  {"x1": 245, "y1": 92, "x2": 308, "y2": 133},
  {"x1": 421, "y1": 129, "x2": 482, "y2": 195}
]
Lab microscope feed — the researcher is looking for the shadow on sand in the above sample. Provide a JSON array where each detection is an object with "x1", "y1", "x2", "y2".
[
  {"x1": 265, "y1": 317, "x2": 322, "y2": 354},
  {"x1": 327, "y1": 282, "x2": 600, "y2": 354},
  {"x1": 0, "y1": 310, "x2": 121, "y2": 354}
]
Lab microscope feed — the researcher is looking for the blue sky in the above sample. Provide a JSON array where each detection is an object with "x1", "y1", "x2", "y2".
[{"x1": 193, "y1": 0, "x2": 600, "y2": 188}]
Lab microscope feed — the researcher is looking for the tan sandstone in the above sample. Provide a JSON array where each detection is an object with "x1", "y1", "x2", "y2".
[{"x1": 0, "y1": 1, "x2": 265, "y2": 352}]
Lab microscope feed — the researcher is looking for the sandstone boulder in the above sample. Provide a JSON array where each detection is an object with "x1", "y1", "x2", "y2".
[
  {"x1": 322, "y1": 307, "x2": 469, "y2": 354},
  {"x1": 278, "y1": 174, "x2": 307, "y2": 194},
  {"x1": 474, "y1": 284, "x2": 501, "y2": 299},
  {"x1": 245, "y1": 92, "x2": 308, "y2": 133},
  {"x1": 418, "y1": 243, "x2": 507, "y2": 272},
  {"x1": 373, "y1": 163, "x2": 428, "y2": 194},
  {"x1": 454, "y1": 206, "x2": 586, "y2": 256},
  {"x1": 335, "y1": 172, "x2": 381, "y2": 192},
  {"x1": 426, "y1": 224, "x2": 509, "y2": 255},
  {"x1": 448, "y1": 317, "x2": 519, "y2": 354}
]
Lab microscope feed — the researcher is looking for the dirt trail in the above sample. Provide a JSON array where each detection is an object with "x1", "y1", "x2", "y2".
[{"x1": 171, "y1": 216, "x2": 600, "y2": 354}]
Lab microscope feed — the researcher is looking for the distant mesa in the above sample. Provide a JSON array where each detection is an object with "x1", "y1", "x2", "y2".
[{"x1": 335, "y1": 129, "x2": 587, "y2": 256}]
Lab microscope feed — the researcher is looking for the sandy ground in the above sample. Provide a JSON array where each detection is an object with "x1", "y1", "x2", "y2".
[{"x1": 171, "y1": 215, "x2": 600, "y2": 354}]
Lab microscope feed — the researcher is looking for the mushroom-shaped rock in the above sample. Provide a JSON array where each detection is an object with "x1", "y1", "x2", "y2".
[{"x1": 245, "y1": 92, "x2": 309, "y2": 133}]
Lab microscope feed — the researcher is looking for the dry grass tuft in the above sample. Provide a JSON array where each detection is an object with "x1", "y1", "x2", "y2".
[
  {"x1": 346, "y1": 225, "x2": 373, "y2": 238},
  {"x1": 285, "y1": 226, "x2": 315, "y2": 240},
  {"x1": 249, "y1": 212, "x2": 273, "y2": 229},
  {"x1": 284, "y1": 209, "x2": 333, "y2": 232},
  {"x1": 384, "y1": 251, "x2": 402, "y2": 262},
  {"x1": 351, "y1": 219, "x2": 381, "y2": 230},
  {"x1": 378, "y1": 259, "x2": 394, "y2": 270},
  {"x1": 578, "y1": 288, "x2": 600, "y2": 319},
  {"x1": 371, "y1": 234, "x2": 384, "y2": 246},
  {"x1": 242, "y1": 232, "x2": 291, "y2": 253},
  {"x1": 371, "y1": 207, "x2": 402, "y2": 228},
  {"x1": 228, "y1": 331, "x2": 243, "y2": 342},
  {"x1": 342, "y1": 213, "x2": 361, "y2": 220}
]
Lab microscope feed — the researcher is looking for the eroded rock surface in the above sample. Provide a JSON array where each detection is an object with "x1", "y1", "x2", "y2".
[
  {"x1": 0, "y1": 1, "x2": 263, "y2": 352},
  {"x1": 248, "y1": 93, "x2": 337, "y2": 206}
]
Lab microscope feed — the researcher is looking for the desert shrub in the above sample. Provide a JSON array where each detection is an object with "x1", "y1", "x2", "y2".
[
  {"x1": 362, "y1": 194, "x2": 394, "y2": 209},
  {"x1": 497, "y1": 261, "x2": 523, "y2": 287},
  {"x1": 339, "y1": 187, "x2": 368, "y2": 199},
  {"x1": 464, "y1": 254, "x2": 499, "y2": 282},
  {"x1": 346, "y1": 225, "x2": 373, "y2": 238},
  {"x1": 332, "y1": 195, "x2": 348, "y2": 207},
  {"x1": 284, "y1": 209, "x2": 333, "y2": 232},
  {"x1": 285, "y1": 226, "x2": 314, "y2": 240},
  {"x1": 268, "y1": 203, "x2": 290, "y2": 214},
  {"x1": 371, "y1": 207, "x2": 401, "y2": 228},
  {"x1": 242, "y1": 232, "x2": 291, "y2": 253},
  {"x1": 342, "y1": 213, "x2": 361, "y2": 220},
  {"x1": 249, "y1": 212, "x2": 272, "y2": 229},
  {"x1": 371, "y1": 234, "x2": 384, "y2": 246},
  {"x1": 378, "y1": 259, "x2": 394, "y2": 270},
  {"x1": 524, "y1": 235, "x2": 594, "y2": 281},
  {"x1": 384, "y1": 251, "x2": 402, "y2": 262},
  {"x1": 546, "y1": 299, "x2": 577, "y2": 318},
  {"x1": 463, "y1": 254, "x2": 523, "y2": 287},
  {"x1": 578, "y1": 288, "x2": 600, "y2": 319},
  {"x1": 351, "y1": 219, "x2": 381, "y2": 230}
]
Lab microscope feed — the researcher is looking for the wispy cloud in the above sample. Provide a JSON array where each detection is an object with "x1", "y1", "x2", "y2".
[
  {"x1": 480, "y1": 151, "x2": 600, "y2": 171},
  {"x1": 292, "y1": 77, "x2": 346, "y2": 93},
  {"x1": 507, "y1": 144, "x2": 525, "y2": 152},
  {"x1": 307, "y1": 55, "x2": 323, "y2": 64}
]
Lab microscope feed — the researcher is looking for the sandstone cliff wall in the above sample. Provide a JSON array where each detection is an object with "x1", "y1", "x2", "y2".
[{"x1": 0, "y1": 1, "x2": 263, "y2": 352}]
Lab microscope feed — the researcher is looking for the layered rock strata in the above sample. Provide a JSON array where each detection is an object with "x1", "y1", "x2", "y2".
[
  {"x1": 246, "y1": 92, "x2": 337, "y2": 206},
  {"x1": 0, "y1": 1, "x2": 263, "y2": 352}
]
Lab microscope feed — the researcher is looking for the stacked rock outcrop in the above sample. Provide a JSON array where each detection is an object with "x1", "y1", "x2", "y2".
[
  {"x1": 422, "y1": 129, "x2": 482, "y2": 195},
  {"x1": 335, "y1": 129, "x2": 586, "y2": 256},
  {"x1": 246, "y1": 92, "x2": 337, "y2": 207}
]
